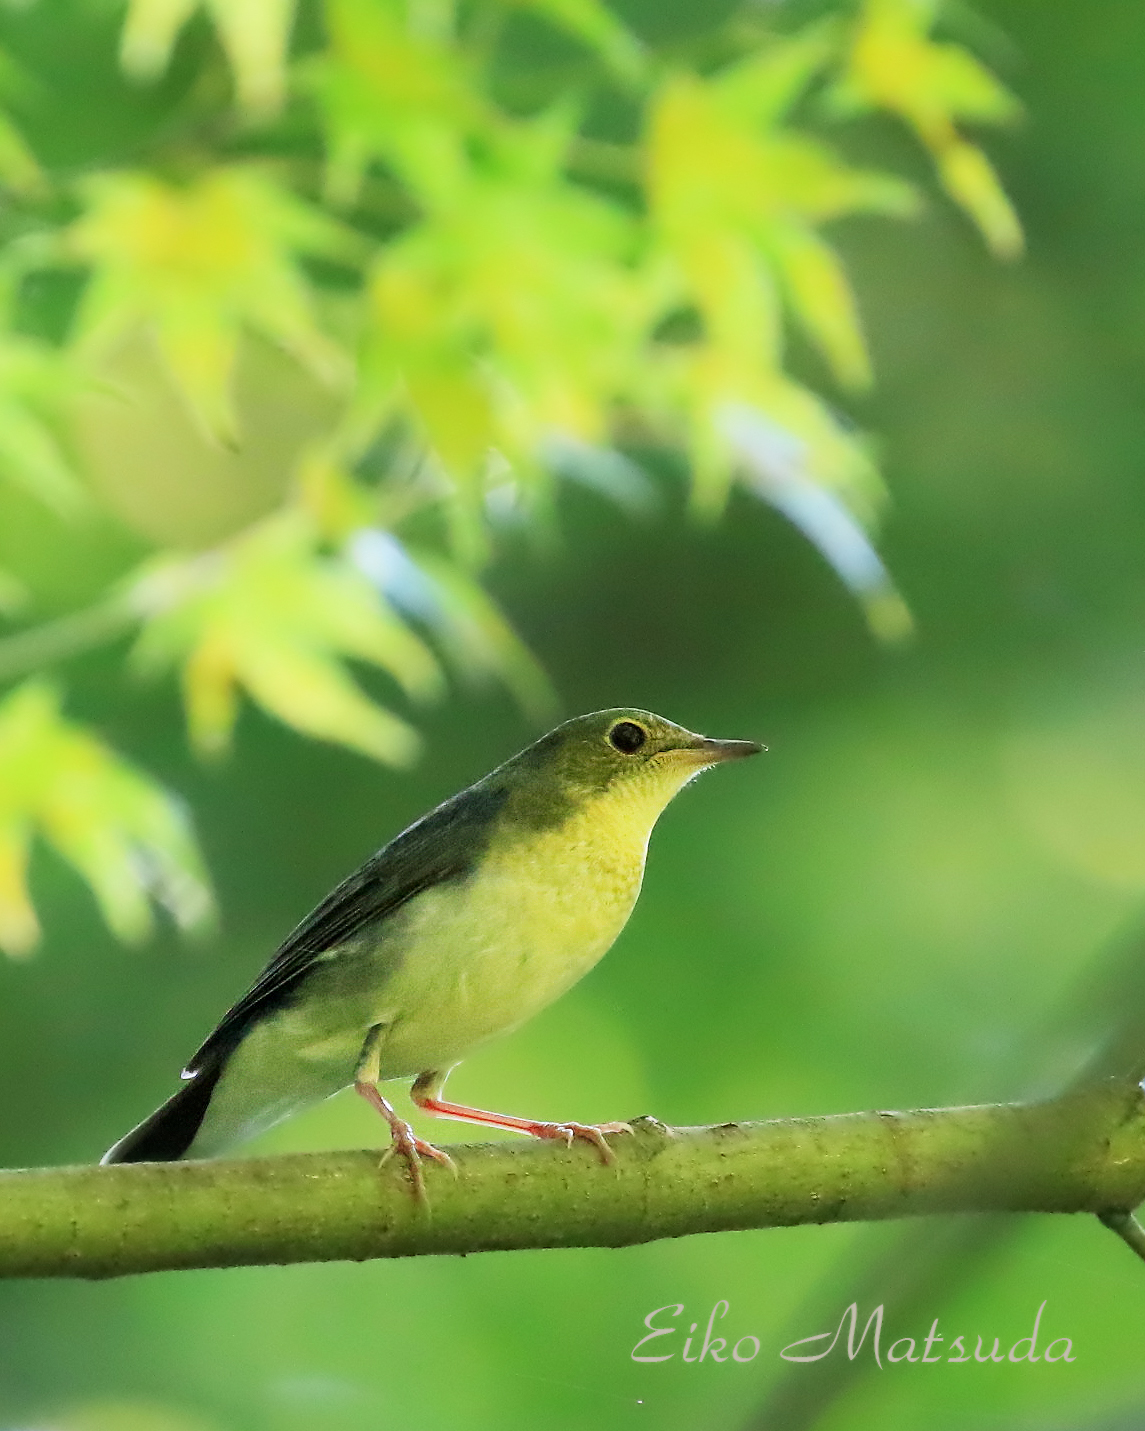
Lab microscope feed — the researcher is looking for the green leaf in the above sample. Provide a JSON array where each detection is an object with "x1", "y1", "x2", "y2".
[
  {"x1": 347, "y1": 529, "x2": 555, "y2": 719},
  {"x1": 305, "y1": 0, "x2": 486, "y2": 208},
  {"x1": 832, "y1": 0, "x2": 1023, "y2": 257},
  {"x1": 0, "y1": 681, "x2": 214, "y2": 957},
  {"x1": 0, "y1": 109, "x2": 42, "y2": 195},
  {"x1": 765, "y1": 221, "x2": 872, "y2": 390},
  {"x1": 0, "y1": 47, "x2": 44, "y2": 195},
  {"x1": 120, "y1": 0, "x2": 298, "y2": 118},
  {"x1": 503, "y1": 0, "x2": 646, "y2": 83},
  {"x1": 647, "y1": 69, "x2": 915, "y2": 391},
  {"x1": 356, "y1": 110, "x2": 646, "y2": 557},
  {"x1": 67, "y1": 167, "x2": 354, "y2": 443},
  {"x1": 0, "y1": 335, "x2": 86, "y2": 515},
  {"x1": 714, "y1": 20, "x2": 840, "y2": 129},
  {"x1": 937, "y1": 138, "x2": 1023, "y2": 260},
  {"x1": 130, "y1": 511, "x2": 443, "y2": 766}
]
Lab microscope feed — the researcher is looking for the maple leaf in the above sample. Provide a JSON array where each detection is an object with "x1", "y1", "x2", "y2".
[
  {"x1": 357, "y1": 108, "x2": 646, "y2": 557},
  {"x1": 647, "y1": 61, "x2": 916, "y2": 399},
  {"x1": 120, "y1": 0, "x2": 299, "y2": 118},
  {"x1": 347, "y1": 528, "x2": 555, "y2": 719},
  {"x1": 67, "y1": 167, "x2": 355, "y2": 444},
  {"x1": 0, "y1": 682, "x2": 214, "y2": 957},
  {"x1": 498, "y1": 0, "x2": 645, "y2": 83},
  {"x1": 304, "y1": 0, "x2": 488, "y2": 208},
  {"x1": 831, "y1": 0, "x2": 1023, "y2": 258},
  {"x1": 0, "y1": 335, "x2": 85, "y2": 515},
  {"x1": 644, "y1": 46, "x2": 914, "y2": 521},
  {"x1": 129, "y1": 511, "x2": 443, "y2": 766}
]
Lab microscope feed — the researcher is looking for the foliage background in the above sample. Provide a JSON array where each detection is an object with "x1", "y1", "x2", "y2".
[{"x1": 1, "y1": 0, "x2": 1144, "y2": 1428}]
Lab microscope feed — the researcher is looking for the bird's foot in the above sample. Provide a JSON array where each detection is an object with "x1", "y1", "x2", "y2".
[
  {"x1": 356, "y1": 1077, "x2": 456, "y2": 1204},
  {"x1": 408, "y1": 1081, "x2": 635, "y2": 1165},
  {"x1": 377, "y1": 1120, "x2": 457, "y2": 1201},
  {"x1": 523, "y1": 1119, "x2": 635, "y2": 1165}
]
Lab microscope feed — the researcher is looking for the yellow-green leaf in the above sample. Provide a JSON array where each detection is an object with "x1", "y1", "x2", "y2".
[
  {"x1": 506, "y1": 0, "x2": 646, "y2": 83},
  {"x1": 937, "y1": 138, "x2": 1023, "y2": 260},
  {"x1": 647, "y1": 69, "x2": 912, "y2": 392},
  {"x1": 0, "y1": 335, "x2": 85, "y2": 515},
  {"x1": 766, "y1": 222, "x2": 872, "y2": 389},
  {"x1": 834, "y1": 0, "x2": 1023, "y2": 257},
  {"x1": 347, "y1": 529, "x2": 555, "y2": 719},
  {"x1": 0, "y1": 109, "x2": 42, "y2": 195},
  {"x1": 0, "y1": 816, "x2": 36, "y2": 957},
  {"x1": 130, "y1": 512, "x2": 442, "y2": 765},
  {"x1": 714, "y1": 21, "x2": 839, "y2": 129},
  {"x1": 306, "y1": 0, "x2": 485, "y2": 208},
  {"x1": 121, "y1": 0, "x2": 298, "y2": 118},
  {"x1": 357, "y1": 111, "x2": 646, "y2": 556},
  {"x1": 68, "y1": 167, "x2": 354, "y2": 442},
  {"x1": 0, "y1": 681, "x2": 215, "y2": 957}
]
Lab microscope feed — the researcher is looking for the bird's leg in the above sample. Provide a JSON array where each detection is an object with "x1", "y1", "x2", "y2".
[
  {"x1": 410, "y1": 1069, "x2": 633, "y2": 1165},
  {"x1": 354, "y1": 1026, "x2": 456, "y2": 1202}
]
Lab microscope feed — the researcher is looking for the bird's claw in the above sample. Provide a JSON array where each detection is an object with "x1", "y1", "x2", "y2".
[
  {"x1": 378, "y1": 1117, "x2": 456, "y2": 1203},
  {"x1": 530, "y1": 1119, "x2": 634, "y2": 1164}
]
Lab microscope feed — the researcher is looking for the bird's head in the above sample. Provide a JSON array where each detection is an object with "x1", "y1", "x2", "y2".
[{"x1": 497, "y1": 708, "x2": 763, "y2": 833}]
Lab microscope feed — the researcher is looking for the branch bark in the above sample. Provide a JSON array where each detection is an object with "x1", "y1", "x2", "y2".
[{"x1": 3, "y1": 1080, "x2": 1144, "y2": 1280}]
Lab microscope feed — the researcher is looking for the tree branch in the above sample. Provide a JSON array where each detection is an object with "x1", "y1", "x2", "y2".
[
  {"x1": 4, "y1": 1080, "x2": 1144, "y2": 1280},
  {"x1": 0, "y1": 594, "x2": 137, "y2": 685}
]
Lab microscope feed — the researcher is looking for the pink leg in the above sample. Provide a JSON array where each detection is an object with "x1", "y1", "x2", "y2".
[
  {"x1": 354, "y1": 1025, "x2": 455, "y2": 1202},
  {"x1": 354, "y1": 1080, "x2": 456, "y2": 1202},
  {"x1": 410, "y1": 1070, "x2": 633, "y2": 1165}
]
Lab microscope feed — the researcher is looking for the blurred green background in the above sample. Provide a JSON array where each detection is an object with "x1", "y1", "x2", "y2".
[{"x1": 4, "y1": 1, "x2": 1145, "y2": 1429}]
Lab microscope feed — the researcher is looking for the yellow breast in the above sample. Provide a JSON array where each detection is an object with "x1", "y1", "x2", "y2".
[{"x1": 372, "y1": 781, "x2": 665, "y2": 1077}]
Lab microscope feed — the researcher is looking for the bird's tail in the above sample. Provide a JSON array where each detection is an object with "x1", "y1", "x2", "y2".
[{"x1": 101, "y1": 1059, "x2": 226, "y2": 1164}]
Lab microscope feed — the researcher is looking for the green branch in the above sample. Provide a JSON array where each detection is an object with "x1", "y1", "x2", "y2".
[
  {"x1": 0, "y1": 594, "x2": 138, "y2": 686},
  {"x1": 2, "y1": 1081, "x2": 1144, "y2": 1280}
]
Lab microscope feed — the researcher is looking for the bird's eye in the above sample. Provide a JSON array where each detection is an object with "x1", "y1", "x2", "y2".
[{"x1": 608, "y1": 721, "x2": 647, "y2": 755}]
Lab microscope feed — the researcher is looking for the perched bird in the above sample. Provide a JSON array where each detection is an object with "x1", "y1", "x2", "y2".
[{"x1": 103, "y1": 709, "x2": 761, "y2": 1193}]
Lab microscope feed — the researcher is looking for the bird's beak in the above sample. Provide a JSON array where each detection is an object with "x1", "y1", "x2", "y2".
[
  {"x1": 673, "y1": 735, "x2": 766, "y2": 763},
  {"x1": 700, "y1": 736, "x2": 765, "y2": 761}
]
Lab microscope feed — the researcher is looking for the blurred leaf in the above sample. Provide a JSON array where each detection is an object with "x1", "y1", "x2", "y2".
[
  {"x1": 0, "y1": 335, "x2": 86, "y2": 516},
  {"x1": 719, "y1": 402, "x2": 912, "y2": 642},
  {"x1": 0, "y1": 48, "x2": 44, "y2": 195},
  {"x1": 647, "y1": 66, "x2": 914, "y2": 384},
  {"x1": 644, "y1": 55, "x2": 916, "y2": 518},
  {"x1": 541, "y1": 433, "x2": 657, "y2": 515},
  {"x1": 67, "y1": 167, "x2": 354, "y2": 443},
  {"x1": 305, "y1": 0, "x2": 489, "y2": 208},
  {"x1": 0, "y1": 681, "x2": 214, "y2": 957},
  {"x1": 714, "y1": 20, "x2": 839, "y2": 129},
  {"x1": 936, "y1": 137, "x2": 1023, "y2": 259},
  {"x1": 0, "y1": 109, "x2": 41, "y2": 196},
  {"x1": 347, "y1": 528, "x2": 555, "y2": 718},
  {"x1": 357, "y1": 108, "x2": 647, "y2": 558},
  {"x1": 831, "y1": 0, "x2": 1023, "y2": 257},
  {"x1": 121, "y1": 0, "x2": 298, "y2": 117},
  {"x1": 767, "y1": 221, "x2": 872, "y2": 390},
  {"x1": 130, "y1": 510, "x2": 443, "y2": 765},
  {"x1": 503, "y1": 0, "x2": 646, "y2": 83}
]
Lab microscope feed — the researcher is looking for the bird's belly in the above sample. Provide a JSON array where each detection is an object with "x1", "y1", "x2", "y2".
[{"x1": 372, "y1": 854, "x2": 642, "y2": 1077}]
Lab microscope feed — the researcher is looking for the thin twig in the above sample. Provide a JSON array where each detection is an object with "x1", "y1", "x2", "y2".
[
  {"x1": 0, "y1": 595, "x2": 139, "y2": 685},
  {"x1": 1098, "y1": 1209, "x2": 1145, "y2": 1265}
]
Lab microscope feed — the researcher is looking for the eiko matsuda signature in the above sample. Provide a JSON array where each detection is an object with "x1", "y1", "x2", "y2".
[{"x1": 631, "y1": 1301, "x2": 1076, "y2": 1367}]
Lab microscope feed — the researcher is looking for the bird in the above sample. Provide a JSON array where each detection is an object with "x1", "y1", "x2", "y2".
[{"x1": 102, "y1": 708, "x2": 762, "y2": 1195}]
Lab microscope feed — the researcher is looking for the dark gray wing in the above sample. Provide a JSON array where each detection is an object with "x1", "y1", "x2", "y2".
[{"x1": 184, "y1": 781, "x2": 508, "y2": 1073}]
